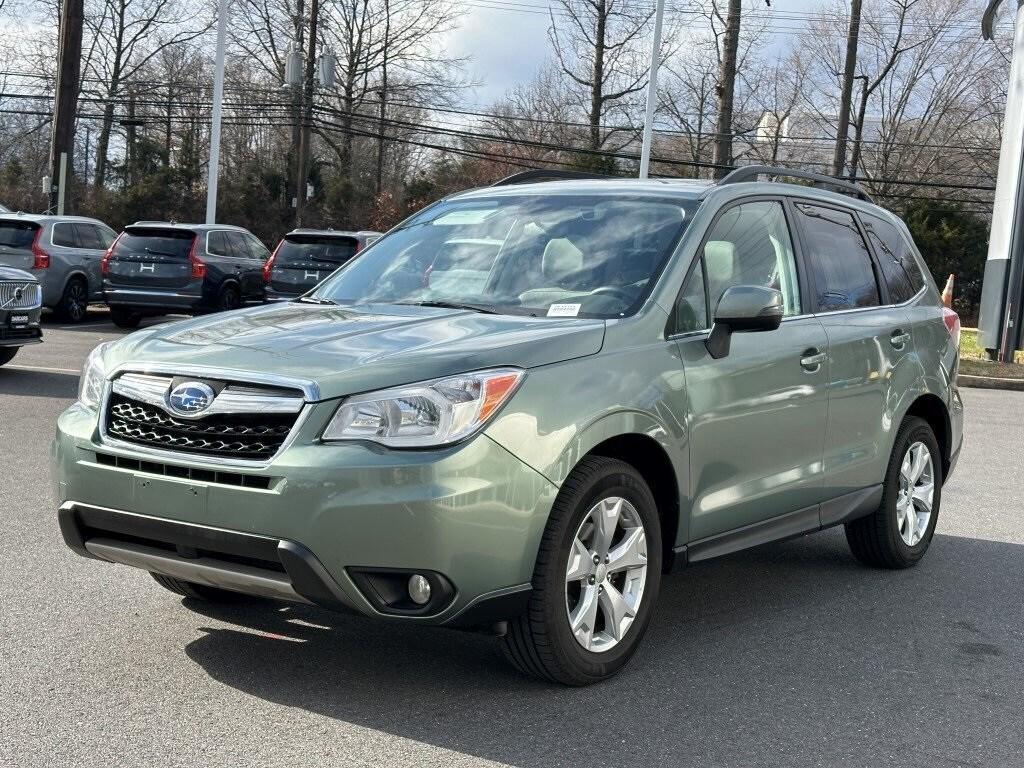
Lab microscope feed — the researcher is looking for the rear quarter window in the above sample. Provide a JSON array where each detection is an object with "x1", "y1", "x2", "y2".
[
  {"x1": 52, "y1": 223, "x2": 79, "y2": 247},
  {"x1": 861, "y1": 213, "x2": 926, "y2": 304}
]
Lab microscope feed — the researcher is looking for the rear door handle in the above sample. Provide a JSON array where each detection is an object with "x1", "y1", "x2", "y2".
[
  {"x1": 890, "y1": 329, "x2": 911, "y2": 348},
  {"x1": 800, "y1": 349, "x2": 826, "y2": 372}
]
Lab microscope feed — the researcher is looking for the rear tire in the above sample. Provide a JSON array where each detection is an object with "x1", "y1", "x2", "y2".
[
  {"x1": 110, "y1": 308, "x2": 142, "y2": 329},
  {"x1": 0, "y1": 347, "x2": 19, "y2": 366},
  {"x1": 502, "y1": 456, "x2": 662, "y2": 685},
  {"x1": 56, "y1": 277, "x2": 89, "y2": 323},
  {"x1": 150, "y1": 573, "x2": 246, "y2": 602},
  {"x1": 845, "y1": 415, "x2": 942, "y2": 569}
]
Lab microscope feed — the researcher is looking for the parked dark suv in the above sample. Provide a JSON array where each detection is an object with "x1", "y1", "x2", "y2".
[
  {"x1": 263, "y1": 229, "x2": 381, "y2": 301},
  {"x1": 102, "y1": 223, "x2": 271, "y2": 328}
]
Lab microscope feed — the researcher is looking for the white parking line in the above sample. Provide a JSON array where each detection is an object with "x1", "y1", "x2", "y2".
[
  {"x1": 56, "y1": 322, "x2": 112, "y2": 330},
  {"x1": 5, "y1": 364, "x2": 81, "y2": 374}
]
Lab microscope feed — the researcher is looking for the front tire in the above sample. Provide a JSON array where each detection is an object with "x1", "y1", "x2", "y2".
[
  {"x1": 110, "y1": 307, "x2": 142, "y2": 329},
  {"x1": 0, "y1": 347, "x2": 19, "y2": 366},
  {"x1": 503, "y1": 456, "x2": 662, "y2": 685},
  {"x1": 845, "y1": 415, "x2": 942, "y2": 569},
  {"x1": 217, "y1": 284, "x2": 241, "y2": 312}
]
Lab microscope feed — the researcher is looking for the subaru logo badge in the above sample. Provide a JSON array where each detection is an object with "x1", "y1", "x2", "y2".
[{"x1": 167, "y1": 381, "x2": 215, "y2": 416}]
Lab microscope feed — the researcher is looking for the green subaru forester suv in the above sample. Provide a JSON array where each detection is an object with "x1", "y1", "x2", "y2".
[{"x1": 54, "y1": 167, "x2": 963, "y2": 685}]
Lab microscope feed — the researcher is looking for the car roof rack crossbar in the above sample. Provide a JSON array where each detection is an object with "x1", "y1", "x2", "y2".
[
  {"x1": 491, "y1": 169, "x2": 616, "y2": 186},
  {"x1": 717, "y1": 165, "x2": 874, "y2": 203}
]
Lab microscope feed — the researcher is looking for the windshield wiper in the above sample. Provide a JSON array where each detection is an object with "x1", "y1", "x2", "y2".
[
  {"x1": 396, "y1": 300, "x2": 501, "y2": 315},
  {"x1": 295, "y1": 295, "x2": 338, "y2": 305}
]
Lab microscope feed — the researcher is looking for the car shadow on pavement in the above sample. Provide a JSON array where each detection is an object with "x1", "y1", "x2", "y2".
[
  {"x1": 181, "y1": 529, "x2": 1024, "y2": 768},
  {"x1": 0, "y1": 368, "x2": 78, "y2": 398}
]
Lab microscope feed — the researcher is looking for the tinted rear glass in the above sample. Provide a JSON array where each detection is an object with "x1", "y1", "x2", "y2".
[
  {"x1": 861, "y1": 213, "x2": 926, "y2": 303},
  {"x1": 114, "y1": 230, "x2": 195, "y2": 259},
  {"x1": 794, "y1": 203, "x2": 880, "y2": 312},
  {"x1": 0, "y1": 221, "x2": 39, "y2": 249},
  {"x1": 277, "y1": 236, "x2": 359, "y2": 266}
]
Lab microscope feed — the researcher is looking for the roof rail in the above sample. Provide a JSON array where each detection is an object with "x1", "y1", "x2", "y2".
[
  {"x1": 491, "y1": 169, "x2": 615, "y2": 186},
  {"x1": 718, "y1": 165, "x2": 874, "y2": 203}
]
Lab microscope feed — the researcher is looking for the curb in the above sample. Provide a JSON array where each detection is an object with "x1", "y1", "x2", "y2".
[{"x1": 958, "y1": 374, "x2": 1024, "y2": 392}]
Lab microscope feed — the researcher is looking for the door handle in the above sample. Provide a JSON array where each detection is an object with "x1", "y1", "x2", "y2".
[
  {"x1": 890, "y1": 329, "x2": 911, "y2": 349},
  {"x1": 800, "y1": 349, "x2": 826, "y2": 372}
]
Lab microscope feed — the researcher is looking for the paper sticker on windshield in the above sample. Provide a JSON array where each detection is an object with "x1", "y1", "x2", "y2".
[{"x1": 547, "y1": 303, "x2": 581, "y2": 317}]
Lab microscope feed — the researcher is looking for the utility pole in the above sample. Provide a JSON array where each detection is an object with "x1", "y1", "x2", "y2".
[
  {"x1": 295, "y1": 0, "x2": 321, "y2": 227},
  {"x1": 375, "y1": 0, "x2": 390, "y2": 199},
  {"x1": 833, "y1": 0, "x2": 863, "y2": 178},
  {"x1": 206, "y1": 0, "x2": 230, "y2": 225},
  {"x1": 713, "y1": 0, "x2": 742, "y2": 180},
  {"x1": 978, "y1": 0, "x2": 1024, "y2": 361},
  {"x1": 49, "y1": 0, "x2": 84, "y2": 214},
  {"x1": 638, "y1": 0, "x2": 666, "y2": 179}
]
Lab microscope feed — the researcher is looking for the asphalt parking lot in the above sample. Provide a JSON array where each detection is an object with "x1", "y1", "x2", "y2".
[{"x1": 2, "y1": 309, "x2": 1022, "y2": 768}]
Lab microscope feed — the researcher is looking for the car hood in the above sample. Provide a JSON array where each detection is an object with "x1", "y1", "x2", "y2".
[
  {"x1": 107, "y1": 302, "x2": 606, "y2": 400},
  {"x1": 0, "y1": 266, "x2": 37, "y2": 281}
]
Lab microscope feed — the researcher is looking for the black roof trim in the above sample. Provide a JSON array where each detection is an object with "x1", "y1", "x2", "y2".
[
  {"x1": 717, "y1": 165, "x2": 874, "y2": 203},
  {"x1": 491, "y1": 169, "x2": 616, "y2": 186}
]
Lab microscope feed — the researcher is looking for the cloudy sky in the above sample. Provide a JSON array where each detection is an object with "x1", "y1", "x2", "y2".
[{"x1": 446, "y1": 0, "x2": 825, "y2": 107}]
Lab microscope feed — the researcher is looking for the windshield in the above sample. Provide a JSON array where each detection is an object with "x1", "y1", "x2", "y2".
[{"x1": 310, "y1": 194, "x2": 697, "y2": 318}]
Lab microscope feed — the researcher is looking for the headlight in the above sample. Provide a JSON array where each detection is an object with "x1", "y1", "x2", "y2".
[
  {"x1": 323, "y1": 368, "x2": 524, "y2": 448},
  {"x1": 78, "y1": 343, "x2": 110, "y2": 411}
]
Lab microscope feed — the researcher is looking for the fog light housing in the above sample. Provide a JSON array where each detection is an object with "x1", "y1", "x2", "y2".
[{"x1": 408, "y1": 574, "x2": 432, "y2": 605}]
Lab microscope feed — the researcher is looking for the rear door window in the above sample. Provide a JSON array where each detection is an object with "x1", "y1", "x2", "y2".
[
  {"x1": 74, "y1": 223, "x2": 107, "y2": 250},
  {"x1": 860, "y1": 213, "x2": 926, "y2": 304},
  {"x1": 793, "y1": 202, "x2": 880, "y2": 312},
  {"x1": 225, "y1": 232, "x2": 251, "y2": 259},
  {"x1": 52, "y1": 222, "x2": 79, "y2": 247},
  {"x1": 0, "y1": 221, "x2": 39, "y2": 249}
]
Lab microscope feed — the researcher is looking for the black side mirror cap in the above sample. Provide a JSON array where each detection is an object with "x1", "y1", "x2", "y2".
[{"x1": 705, "y1": 285, "x2": 785, "y2": 359}]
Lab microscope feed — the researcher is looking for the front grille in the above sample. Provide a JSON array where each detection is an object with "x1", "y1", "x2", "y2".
[
  {"x1": 105, "y1": 393, "x2": 300, "y2": 460},
  {"x1": 0, "y1": 281, "x2": 41, "y2": 310},
  {"x1": 94, "y1": 451, "x2": 274, "y2": 489}
]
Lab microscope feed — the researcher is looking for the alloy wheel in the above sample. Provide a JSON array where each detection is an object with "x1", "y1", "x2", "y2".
[
  {"x1": 564, "y1": 496, "x2": 649, "y2": 653},
  {"x1": 66, "y1": 281, "x2": 87, "y2": 322},
  {"x1": 897, "y1": 441, "x2": 934, "y2": 546}
]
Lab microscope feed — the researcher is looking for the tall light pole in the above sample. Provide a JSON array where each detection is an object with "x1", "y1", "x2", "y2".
[
  {"x1": 978, "y1": 0, "x2": 1024, "y2": 361},
  {"x1": 638, "y1": 0, "x2": 666, "y2": 179},
  {"x1": 295, "y1": 0, "x2": 321, "y2": 226},
  {"x1": 206, "y1": 0, "x2": 230, "y2": 225}
]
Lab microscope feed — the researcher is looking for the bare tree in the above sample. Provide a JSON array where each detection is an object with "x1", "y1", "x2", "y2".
[
  {"x1": 84, "y1": 0, "x2": 210, "y2": 190},
  {"x1": 547, "y1": 0, "x2": 653, "y2": 160}
]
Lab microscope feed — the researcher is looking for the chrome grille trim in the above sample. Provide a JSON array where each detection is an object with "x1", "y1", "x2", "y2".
[
  {"x1": 0, "y1": 281, "x2": 41, "y2": 310},
  {"x1": 98, "y1": 366, "x2": 316, "y2": 468},
  {"x1": 111, "y1": 372, "x2": 305, "y2": 418}
]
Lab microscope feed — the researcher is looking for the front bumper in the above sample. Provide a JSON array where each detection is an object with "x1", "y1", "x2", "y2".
[
  {"x1": 0, "y1": 305, "x2": 42, "y2": 347},
  {"x1": 53, "y1": 402, "x2": 554, "y2": 626}
]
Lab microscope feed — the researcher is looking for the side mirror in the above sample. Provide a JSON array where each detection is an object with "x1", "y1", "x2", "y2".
[{"x1": 705, "y1": 285, "x2": 785, "y2": 359}]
